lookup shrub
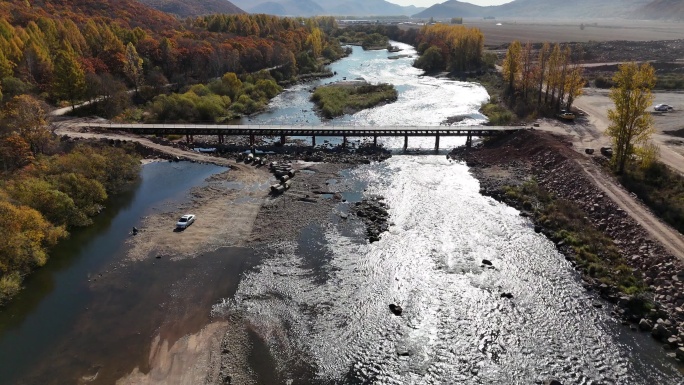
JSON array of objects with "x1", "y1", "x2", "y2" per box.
[
  {"x1": 0, "y1": 272, "x2": 22, "y2": 306},
  {"x1": 481, "y1": 103, "x2": 513, "y2": 125}
]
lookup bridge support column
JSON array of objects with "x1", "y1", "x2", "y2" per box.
[
  {"x1": 249, "y1": 134, "x2": 255, "y2": 147},
  {"x1": 466, "y1": 132, "x2": 473, "y2": 148},
  {"x1": 218, "y1": 134, "x2": 224, "y2": 144},
  {"x1": 343, "y1": 135, "x2": 347, "y2": 148},
  {"x1": 312, "y1": 135, "x2": 316, "y2": 147},
  {"x1": 186, "y1": 134, "x2": 190, "y2": 143},
  {"x1": 373, "y1": 135, "x2": 377, "y2": 147},
  {"x1": 435, "y1": 135, "x2": 440, "y2": 152},
  {"x1": 403, "y1": 135, "x2": 408, "y2": 151},
  {"x1": 280, "y1": 135, "x2": 286, "y2": 146}
]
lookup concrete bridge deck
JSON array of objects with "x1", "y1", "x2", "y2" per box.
[{"x1": 77, "y1": 123, "x2": 524, "y2": 149}]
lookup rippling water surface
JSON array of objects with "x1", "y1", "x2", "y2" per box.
[{"x1": 219, "y1": 43, "x2": 684, "y2": 384}]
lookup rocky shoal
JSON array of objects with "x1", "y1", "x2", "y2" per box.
[{"x1": 452, "y1": 130, "x2": 684, "y2": 360}]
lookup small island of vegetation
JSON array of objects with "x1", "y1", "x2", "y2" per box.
[{"x1": 311, "y1": 82, "x2": 398, "y2": 118}]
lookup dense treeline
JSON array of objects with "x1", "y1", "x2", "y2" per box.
[
  {"x1": 148, "y1": 71, "x2": 282, "y2": 122},
  {"x1": 0, "y1": 95, "x2": 140, "y2": 305},
  {"x1": 0, "y1": 2, "x2": 345, "y2": 115},
  {"x1": 334, "y1": 24, "x2": 488, "y2": 74},
  {"x1": 414, "y1": 24, "x2": 485, "y2": 73},
  {"x1": 501, "y1": 41, "x2": 585, "y2": 115}
]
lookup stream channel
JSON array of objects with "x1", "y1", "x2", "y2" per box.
[{"x1": 0, "y1": 43, "x2": 682, "y2": 384}]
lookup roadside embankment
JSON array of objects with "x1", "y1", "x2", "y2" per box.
[{"x1": 452, "y1": 129, "x2": 684, "y2": 359}]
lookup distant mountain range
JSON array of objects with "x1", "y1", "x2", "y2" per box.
[
  {"x1": 414, "y1": 0, "x2": 684, "y2": 20},
  {"x1": 229, "y1": 0, "x2": 425, "y2": 16},
  {"x1": 632, "y1": 0, "x2": 684, "y2": 20},
  {"x1": 139, "y1": 0, "x2": 684, "y2": 20},
  {"x1": 137, "y1": 0, "x2": 245, "y2": 17}
]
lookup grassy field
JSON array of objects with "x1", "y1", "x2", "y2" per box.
[{"x1": 396, "y1": 19, "x2": 684, "y2": 47}]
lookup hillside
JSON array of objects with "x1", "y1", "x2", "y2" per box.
[
  {"x1": 494, "y1": 0, "x2": 650, "y2": 19},
  {"x1": 633, "y1": 0, "x2": 684, "y2": 20},
  {"x1": 230, "y1": 0, "x2": 423, "y2": 16},
  {"x1": 414, "y1": 0, "x2": 652, "y2": 19},
  {"x1": 0, "y1": 0, "x2": 179, "y2": 29},
  {"x1": 137, "y1": 0, "x2": 245, "y2": 17},
  {"x1": 413, "y1": 0, "x2": 491, "y2": 18},
  {"x1": 250, "y1": 0, "x2": 324, "y2": 16}
]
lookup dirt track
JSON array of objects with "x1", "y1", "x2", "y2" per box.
[
  {"x1": 52, "y1": 120, "x2": 237, "y2": 168},
  {"x1": 535, "y1": 89, "x2": 684, "y2": 262}
]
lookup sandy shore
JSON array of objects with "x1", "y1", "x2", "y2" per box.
[{"x1": 113, "y1": 155, "x2": 366, "y2": 384}]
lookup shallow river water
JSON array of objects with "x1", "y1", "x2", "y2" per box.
[
  {"x1": 223, "y1": 43, "x2": 684, "y2": 383},
  {"x1": 0, "y1": 43, "x2": 682, "y2": 384}
]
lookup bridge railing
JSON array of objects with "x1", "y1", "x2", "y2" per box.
[{"x1": 80, "y1": 121, "x2": 525, "y2": 131}]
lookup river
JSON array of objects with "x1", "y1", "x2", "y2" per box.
[
  {"x1": 228, "y1": 43, "x2": 684, "y2": 383},
  {"x1": 0, "y1": 42, "x2": 682, "y2": 384}
]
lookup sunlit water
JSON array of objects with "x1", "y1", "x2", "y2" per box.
[
  {"x1": 247, "y1": 43, "x2": 488, "y2": 150},
  {"x1": 217, "y1": 43, "x2": 684, "y2": 383}
]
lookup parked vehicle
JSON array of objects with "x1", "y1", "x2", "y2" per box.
[
  {"x1": 654, "y1": 104, "x2": 674, "y2": 112},
  {"x1": 600, "y1": 147, "x2": 613, "y2": 157},
  {"x1": 176, "y1": 214, "x2": 196, "y2": 229},
  {"x1": 557, "y1": 110, "x2": 576, "y2": 121}
]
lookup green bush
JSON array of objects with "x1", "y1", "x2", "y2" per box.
[
  {"x1": 619, "y1": 161, "x2": 684, "y2": 234},
  {"x1": 0, "y1": 272, "x2": 22, "y2": 306},
  {"x1": 148, "y1": 72, "x2": 280, "y2": 122},
  {"x1": 482, "y1": 103, "x2": 513, "y2": 125}
]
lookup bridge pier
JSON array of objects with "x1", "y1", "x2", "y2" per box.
[
  {"x1": 435, "y1": 135, "x2": 440, "y2": 152},
  {"x1": 373, "y1": 135, "x2": 377, "y2": 147},
  {"x1": 466, "y1": 132, "x2": 473, "y2": 148},
  {"x1": 249, "y1": 134, "x2": 255, "y2": 147},
  {"x1": 403, "y1": 135, "x2": 408, "y2": 151},
  {"x1": 185, "y1": 135, "x2": 194, "y2": 143},
  {"x1": 280, "y1": 135, "x2": 286, "y2": 146},
  {"x1": 343, "y1": 135, "x2": 347, "y2": 148},
  {"x1": 312, "y1": 135, "x2": 316, "y2": 147},
  {"x1": 218, "y1": 134, "x2": 224, "y2": 144}
]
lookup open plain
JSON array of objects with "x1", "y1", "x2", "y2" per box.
[{"x1": 466, "y1": 18, "x2": 684, "y2": 47}]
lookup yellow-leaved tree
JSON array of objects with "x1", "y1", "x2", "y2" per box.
[
  {"x1": 607, "y1": 62, "x2": 656, "y2": 174},
  {"x1": 0, "y1": 199, "x2": 66, "y2": 304},
  {"x1": 501, "y1": 40, "x2": 522, "y2": 94}
]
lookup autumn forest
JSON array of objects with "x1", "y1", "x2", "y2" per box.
[{"x1": 0, "y1": 0, "x2": 346, "y2": 304}]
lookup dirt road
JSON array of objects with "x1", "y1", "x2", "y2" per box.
[
  {"x1": 536, "y1": 88, "x2": 684, "y2": 262},
  {"x1": 52, "y1": 120, "x2": 237, "y2": 168}
]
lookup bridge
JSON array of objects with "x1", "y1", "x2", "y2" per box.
[{"x1": 77, "y1": 123, "x2": 525, "y2": 150}]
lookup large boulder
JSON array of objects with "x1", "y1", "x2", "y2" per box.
[
  {"x1": 651, "y1": 323, "x2": 671, "y2": 340},
  {"x1": 677, "y1": 347, "x2": 684, "y2": 361},
  {"x1": 389, "y1": 304, "x2": 403, "y2": 316},
  {"x1": 638, "y1": 318, "x2": 653, "y2": 331}
]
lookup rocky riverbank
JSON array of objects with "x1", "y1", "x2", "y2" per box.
[{"x1": 452, "y1": 129, "x2": 684, "y2": 361}]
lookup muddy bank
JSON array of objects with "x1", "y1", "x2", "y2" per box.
[{"x1": 452, "y1": 130, "x2": 684, "y2": 360}]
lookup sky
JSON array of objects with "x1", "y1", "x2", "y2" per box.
[{"x1": 387, "y1": 0, "x2": 512, "y2": 7}]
